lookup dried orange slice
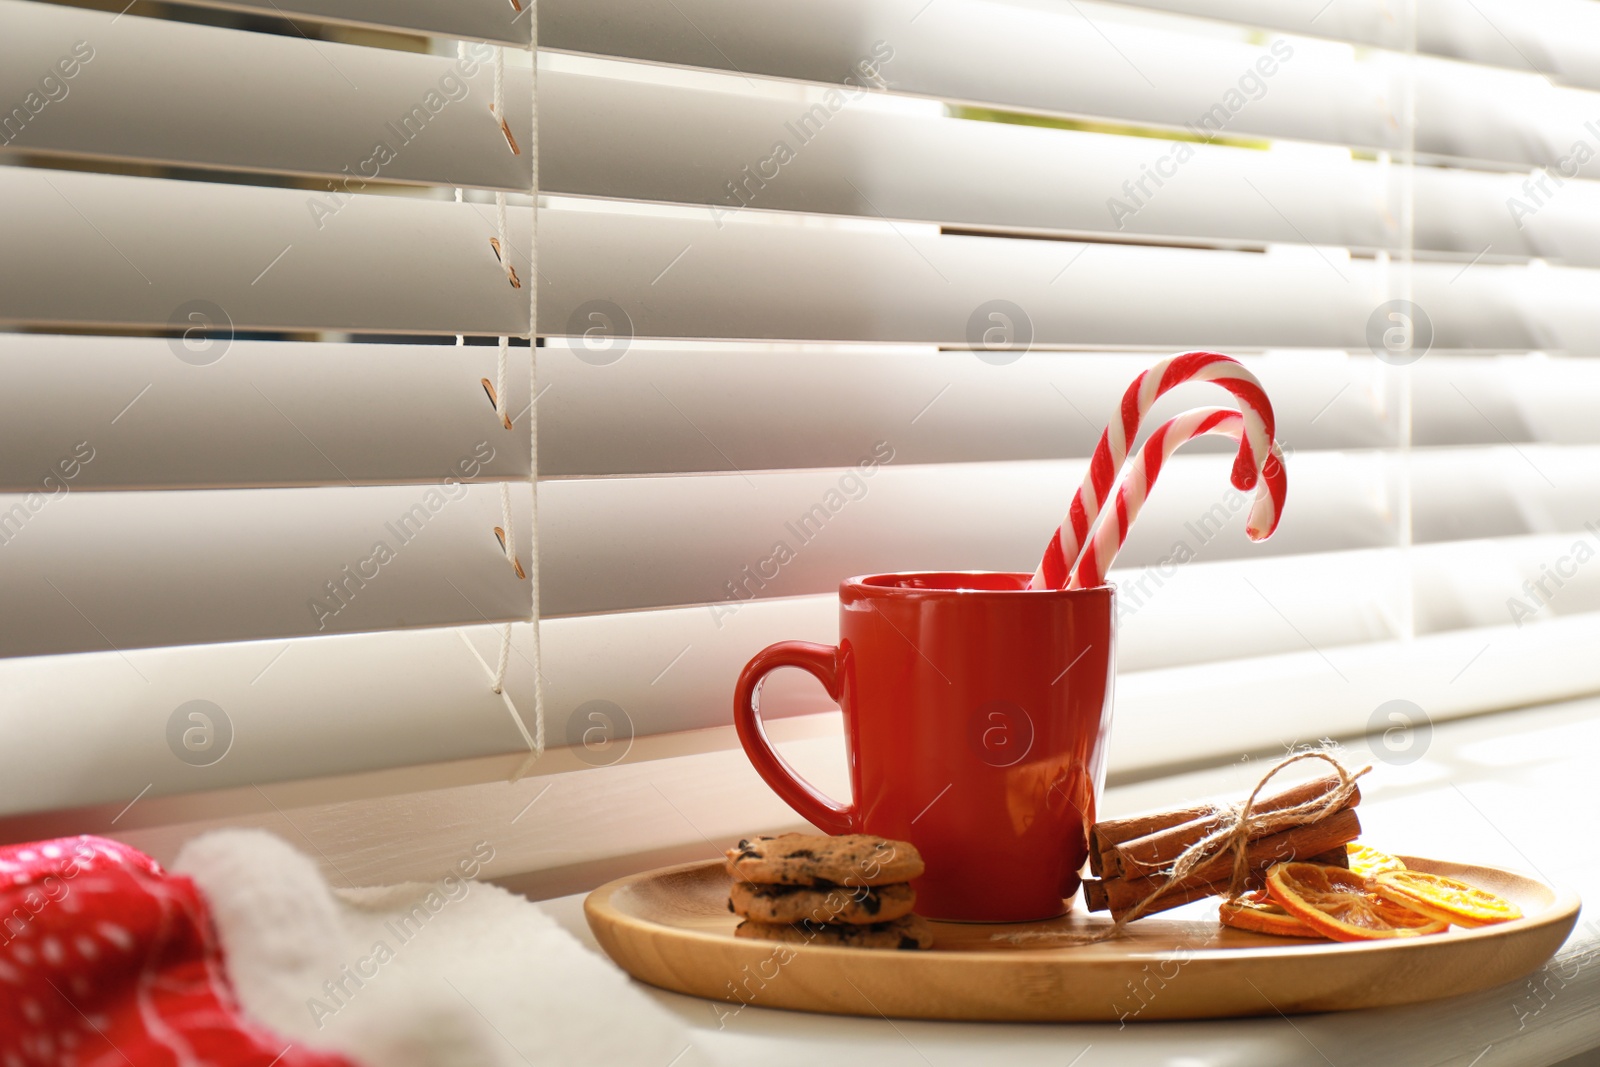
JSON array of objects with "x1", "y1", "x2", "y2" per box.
[
  {"x1": 1346, "y1": 844, "x2": 1407, "y2": 879},
  {"x1": 1266, "y1": 862, "x2": 1448, "y2": 942},
  {"x1": 1372, "y1": 870, "x2": 1522, "y2": 928},
  {"x1": 1219, "y1": 895, "x2": 1322, "y2": 938}
]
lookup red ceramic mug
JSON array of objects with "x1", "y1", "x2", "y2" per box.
[{"x1": 733, "y1": 571, "x2": 1116, "y2": 922}]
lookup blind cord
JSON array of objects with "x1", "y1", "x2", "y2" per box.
[
  {"x1": 485, "y1": 33, "x2": 545, "y2": 775},
  {"x1": 489, "y1": 45, "x2": 520, "y2": 700},
  {"x1": 451, "y1": 35, "x2": 542, "y2": 775},
  {"x1": 454, "y1": 53, "x2": 465, "y2": 347},
  {"x1": 490, "y1": 49, "x2": 517, "y2": 290},
  {"x1": 523, "y1": 13, "x2": 546, "y2": 764}
]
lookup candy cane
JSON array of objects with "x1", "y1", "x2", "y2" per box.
[
  {"x1": 1029, "y1": 352, "x2": 1276, "y2": 590},
  {"x1": 1068, "y1": 406, "x2": 1287, "y2": 590}
]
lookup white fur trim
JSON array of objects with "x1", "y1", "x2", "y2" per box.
[{"x1": 176, "y1": 830, "x2": 706, "y2": 1067}]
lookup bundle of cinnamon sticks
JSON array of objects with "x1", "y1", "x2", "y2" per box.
[{"x1": 1081, "y1": 772, "x2": 1361, "y2": 921}]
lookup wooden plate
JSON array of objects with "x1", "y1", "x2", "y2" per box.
[{"x1": 584, "y1": 856, "x2": 1579, "y2": 1021}]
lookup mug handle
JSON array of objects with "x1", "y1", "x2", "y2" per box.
[{"x1": 733, "y1": 641, "x2": 858, "y2": 835}]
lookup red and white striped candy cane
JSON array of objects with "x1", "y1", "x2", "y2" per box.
[
  {"x1": 1068, "y1": 406, "x2": 1288, "y2": 590},
  {"x1": 1029, "y1": 352, "x2": 1275, "y2": 590}
]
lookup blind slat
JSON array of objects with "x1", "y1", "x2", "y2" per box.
[
  {"x1": 538, "y1": 453, "x2": 1388, "y2": 617},
  {"x1": 0, "y1": 484, "x2": 532, "y2": 658},
  {"x1": 0, "y1": 167, "x2": 527, "y2": 335},
  {"x1": 539, "y1": 345, "x2": 1395, "y2": 476},
  {"x1": 0, "y1": 622, "x2": 539, "y2": 816},
  {"x1": 1110, "y1": 0, "x2": 1600, "y2": 93},
  {"x1": 534, "y1": 202, "x2": 1595, "y2": 353},
  {"x1": 0, "y1": 335, "x2": 528, "y2": 491},
  {"x1": 144, "y1": 0, "x2": 527, "y2": 46},
  {"x1": 540, "y1": 446, "x2": 1600, "y2": 617},
  {"x1": 540, "y1": 346, "x2": 1600, "y2": 478},
  {"x1": 8, "y1": 171, "x2": 1592, "y2": 352},
  {"x1": 0, "y1": 1, "x2": 527, "y2": 190},
  {"x1": 11, "y1": 333, "x2": 1589, "y2": 494},
  {"x1": 540, "y1": 0, "x2": 1600, "y2": 176},
  {"x1": 538, "y1": 61, "x2": 1600, "y2": 267},
  {"x1": 1113, "y1": 613, "x2": 1600, "y2": 772}
]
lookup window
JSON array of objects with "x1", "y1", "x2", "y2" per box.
[{"x1": 3, "y1": 0, "x2": 1597, "y2": 870}]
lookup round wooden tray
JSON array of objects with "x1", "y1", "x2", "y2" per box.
[{"x1": 584, "y1": 856, "x2": 1579, "y2": 1021}]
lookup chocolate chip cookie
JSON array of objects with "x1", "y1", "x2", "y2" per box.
[
  {"x1": 734, "y1": 914, "x2": 934, "y2": 950},
  {"x1": 723, "y1": 833, "x2": 924, "y2": 887},
  {"x1": 729, "y1": 880, "x2": 917, "y2": 925}
]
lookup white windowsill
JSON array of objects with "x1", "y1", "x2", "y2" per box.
[{"x1": 539, "y1": 697, "x2": 1600, "y2": 1067}]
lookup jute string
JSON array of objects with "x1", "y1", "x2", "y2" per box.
[{"x1": 996, "y1": 749, "x2": 1370, "y2": 946}]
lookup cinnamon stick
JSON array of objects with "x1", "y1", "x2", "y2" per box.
[
  {"x1": 1302, "y1": 845, "x2": 1350, "y2": 869},
  {"x1": 1107, "y1": 777, "x2": 1361, "y2": 879},
  {"x1": 1083, "y1": 842, "x2": 1353, "y2": 918},
  {"x1": 1166, "y1": 807, "x2": 1359, "y2": 896},
  {"x1": 1090, "y1": 800, "x2": 1218, "y2": 859},
  {"x1": 1092, "y1": 773, "x2": 1357, "y2": 877},
  {"x1": 1085, "y1": 808, "x2": 1361, "y2": 920},
  {"x1": 1082, "y1": 873, "x2": 1222, "y2": 917},
  {"x1": 1088, "y1": 853, "x2": 1349, "y2": 921}
]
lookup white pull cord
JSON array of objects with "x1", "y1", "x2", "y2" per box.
[
  {"x1": 476, "y1": 33, "x2": 540, "y2": 771},
  {"x1": 496, "y1": 335, "x2": 510, "y2": 427},
  {"x1": 453, "y1": 34, "x2": 542, "y2": 775},
  {"x1": 523, "y1": 17, "x2": 546, "y2": 764},
  {"x1": 489, "y1": 45, "x2": 521, "y2": 701},
  {"x1": 456, "y1": 44, "x2": 468, "y2": 348},
  {"x1": 489, "y1": 49, "x2": 519, "y2": 290}
]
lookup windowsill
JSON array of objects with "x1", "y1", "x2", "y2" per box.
[{"x1": 539, "y1": 697, "x2": 1600, "y2": 1067}]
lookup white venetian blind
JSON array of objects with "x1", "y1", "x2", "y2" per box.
[
  {"x1": 523, "y1": 0, "x2": 1600, "y2": 776},
  {"x1": 5, "y1": 0, "x2": 1600, "y2": 822},
  {"x1": 0, "y1": 0, "x2": 541, "y2": 814}
]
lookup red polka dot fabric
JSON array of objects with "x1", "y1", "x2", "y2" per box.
[{"x1": 0, "y1": 836, "x2": 362, "y2": 1067}]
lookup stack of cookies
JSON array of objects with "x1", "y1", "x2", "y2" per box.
[{"x1": 724, "y1": 832, "x2": 934, "y2": 950}]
